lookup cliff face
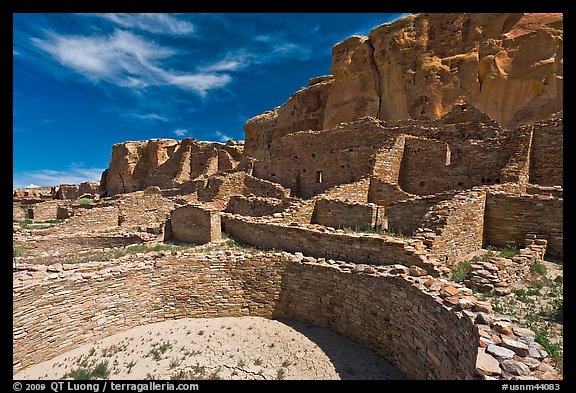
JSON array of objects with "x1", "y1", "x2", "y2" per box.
[
  {"x1": 102, "y1": 139, "x2": 243, "y2": 196},
  {"x1": 244, "y1": 13, "x2": 563, "y2": 160}
]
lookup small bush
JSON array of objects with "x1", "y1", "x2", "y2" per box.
[
  {"x1": 69, "y1": 368, "x2": 92, "y2": 380},
  {"x1": 450, "y1": 261, "x2": 472, "y2": 283},
  {"x1": 276, "y1": 368, "x2": 285, "y2": 380},
  {"x1": 531, "y1": 260, "x2": 547, "y2": 275},
  {"x1": 534, "y1": 329, "x2": 562, "y2": 362},
  {"x1": 92, "y1": 361, "x2": 110, "y2": 379},
  {"x1": 77, "y1": 198, "x2": 95, "y2": 205},
  {"x1": 499, "y1": 245, "x2": 518, "y2": 258},
  {"x1": 13, "y1": 244, "x2": 23, "y2": 257}
]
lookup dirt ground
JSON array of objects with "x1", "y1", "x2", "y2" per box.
[{"x1": 14, "y1": 316, "x2": 405, "y2": 380}]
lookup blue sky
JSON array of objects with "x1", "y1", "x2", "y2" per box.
[{"x1": 13, "y1": 13, "x2": 407, "y2": 188}]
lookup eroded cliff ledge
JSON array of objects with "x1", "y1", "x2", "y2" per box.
[{"x1": 244, "y1": 13, "x2": 563, "y2": 160}]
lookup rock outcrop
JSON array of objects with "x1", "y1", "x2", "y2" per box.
[
  {"x1": 103, "y1": 138, "x2": 243, "y2": 196},
  {"x1": 54, "y1": 182, "x2": 100, "y2": 200},
  {"x1": 244, "y1": 13, "x2": 562, "y2": 160}
]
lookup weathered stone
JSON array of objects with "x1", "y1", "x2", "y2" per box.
[
  {"x1": 486, "y1": 344, "x2": 516, "y2": 359},
  {"x1": 493, "y1": 320, "x2": 514, "y2": 335},
  {"x1": 440, "y1": 285, "x2": 460, "y2": 297},
  {"x1": 500, "y1": 359, "x2": 530, "y2": 376},
  {"x1": 501, "y1": 337, "x2": 530, "y2": 357},
  {"x1": 408, "y1": 266, "x2": 427, "y2": 277},
  {"x1": 475, "y1": 313, "x2": 494, "y2": 325},
  {"x1": 513, "y1": 326, "x2": 536, "y2": 338},
  {"x1": 475, "y1": 349, "x2": 502, "y2": 376}
]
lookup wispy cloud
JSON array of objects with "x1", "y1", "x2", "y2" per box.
[
  {"x1": 32, "y1": 29, "x2": 231, "y2": 96},
  {"x1": 13, "y1": 167, "x2": 105, "y2": 188},
  {"x1": 173, "y1": 129, "x2": 187, "y2": 137},
  {"x1": 215, "y1": 130, "x2": 232, "y2": 142},
  {"x1": 97, "y1": 13, "x2": 195, "y2": 36},
  {"x1": 13, "y1": 49, "x2": 20, "y2": 56},
  {"x1": 132, "y1": 113, "x2": 168, "y2": 122}
]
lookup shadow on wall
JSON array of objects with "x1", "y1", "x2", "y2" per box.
[{"x1": 278, "y1": 319, "x2": 406, "y2": 380}]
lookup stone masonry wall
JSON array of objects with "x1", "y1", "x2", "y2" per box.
[
  {"x1": 221, "y1": 214, "x2": 435, "y2": 272},
  {"x1": 252, "y1": 118, "x2": 399, "y2": 198},
  {"x1": 21, "y1": 200, "x2": 66, "y2": 221},
  {"x1": 13, "y1": 252, "x2": 286, "y2": 373},
  {"x1": 415, "y1": 189, "x2": 487, "y2": 265},
  {"x1": 398, "y1": 136, "x2": 508, "y2": 195},
  {"x1": 170, "y1": 204, "x2": 221, "y2": 244},
  {"x1": 528, "y1": 119, "x2": 563, "y2": 187},
  {"x1": 311, "y1": 197, "x2": 384, "y2": 229},
  {"x1": 387, "y1": 192, "x2": 457, "y2": 236},
  {"x1": 484, "y1": 192, "x2": 563, "y2": 259},
  {"x1": 224, "y1": 195, "x2": 287, "y2": 217},
  {"x1": 274, "y1": 263, "x2": 478, "y2": 380},
  {"x1": 368, "y1": 177, "x2": 415, "y2": 207},
  {"x1": 13, "y1": 252, "x2": 479, "y2": 379}
]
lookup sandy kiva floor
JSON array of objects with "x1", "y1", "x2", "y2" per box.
[{"x1": 15, "y1": 316, "x2": 405, "y2": 380}]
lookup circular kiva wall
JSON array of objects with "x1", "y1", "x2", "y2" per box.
[{"x1": 13, "y1": 252, "x2": 479, "y2": 379}]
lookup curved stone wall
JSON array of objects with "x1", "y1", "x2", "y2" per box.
[{"x1": 13, "y1": 251, "x2": 478, "y2": 379}]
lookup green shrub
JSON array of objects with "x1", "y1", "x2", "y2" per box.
[
  {"x1": 530, "y1": 260, "x2": 547, "y2": 275},
  {"x1": 68, "y1": 368, "x2": 92, "y2": 380},
  {"x1": 499, "y1": 245, "x2": 518, "y2": 258},
  {"x1": 534, "y1": 329, "x2": 562, "y2": 362},
  {"x1": 450, "y1": 261, "x2": 472, "y2": 282},
  {"x1": 13, "y1": 244, "x2": 23, "y2": 257},
  {"x1": 77, "y1": 198, "x2": 95, "y2": 205},
  {"x1": 91, "y1": 361, "x2": 110, "y2": 379}
]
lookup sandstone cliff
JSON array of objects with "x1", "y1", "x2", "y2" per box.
[
  {"x1": 244, "y1": 13, "x2": 562, "y2": 160},
  {"x1": 102, "y1": 138, "x2": 243, "y2": 196}
]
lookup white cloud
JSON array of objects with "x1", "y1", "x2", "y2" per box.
[
  {"x1": 215, "y1": 130, "x2": 232, "y2": 142},
  {"x1": 132, "y1": 113, "x2": 168, "y2": 122},
  {"x1": 13, "y1": 49, "x2": 20, "y2": 56},
  {"x1": 166, "y1": 73, "x2": 231, "y2": 96},
  {"x1": 173, "y1": 129, "x2": 187, "y2": 137},
  {"x1": 98, "y1": 13, "x2": 195, "y2": 36},
  {"x1": 13, "y1": 167, "x2": 105, "y2": 189},
  {"x1": 25, "y1": 184, "x2": 39, "y2": 188},
  {"x1": 32, "y1": 29, "x2": 232, "y2": 96}
]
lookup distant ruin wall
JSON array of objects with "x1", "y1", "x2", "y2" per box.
[
  {"x1": 170, "y1": 205, "x2": 221, "y2": 244},
  {"x1": 484, "y1": 192, "x2": 563, "y2": 259},
  {"x1": 252, "y1": 119, "x2": 398, "y2": 198},
  {"x1": 387, "y1": 193, "x2": 457, "y2": 236},
  {"x1": 528, "y1": 119, "x2": 563, "y2": 187},
  {"x1": 225, "y1": 195, "x2": 286, "y2": 217},
  {"x1": 368, "y1": 177, "x2": 414, "y2": 207},
  {"x1": 55, "y1": 182, "x2": 100, "y2": 200},
  {"x1": 221, "y1": 214, "x2": 433, "y2": 271},
  {"x1": 311, "y1": 198, "x2": 384, "y2": 229},
  {"x1": 398, "y1": 136, "x2": 507, "y2": 195},
  {"x1": 13, "y1": 253, "x2": 478, "y2": 379}
]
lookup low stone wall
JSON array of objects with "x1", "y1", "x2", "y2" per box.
[
  {"x1": 311, "y1": 197, "x2": 384, "y2": 229},
  {"x1": 221, "y1": 214, "x2": 435, "y2": 272},
  {"x1": 13, "y1": 252, "x2": 477, "y2": 379},
  {"x1": 225, "y1": 195, "x2": 287, "y2": 217},
  {"x1": 484, "y1": 191, "x2": 563, "y2": 259},
  {"x1": 21, "y1": 200, "x2": 67, "y2": 221}
]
